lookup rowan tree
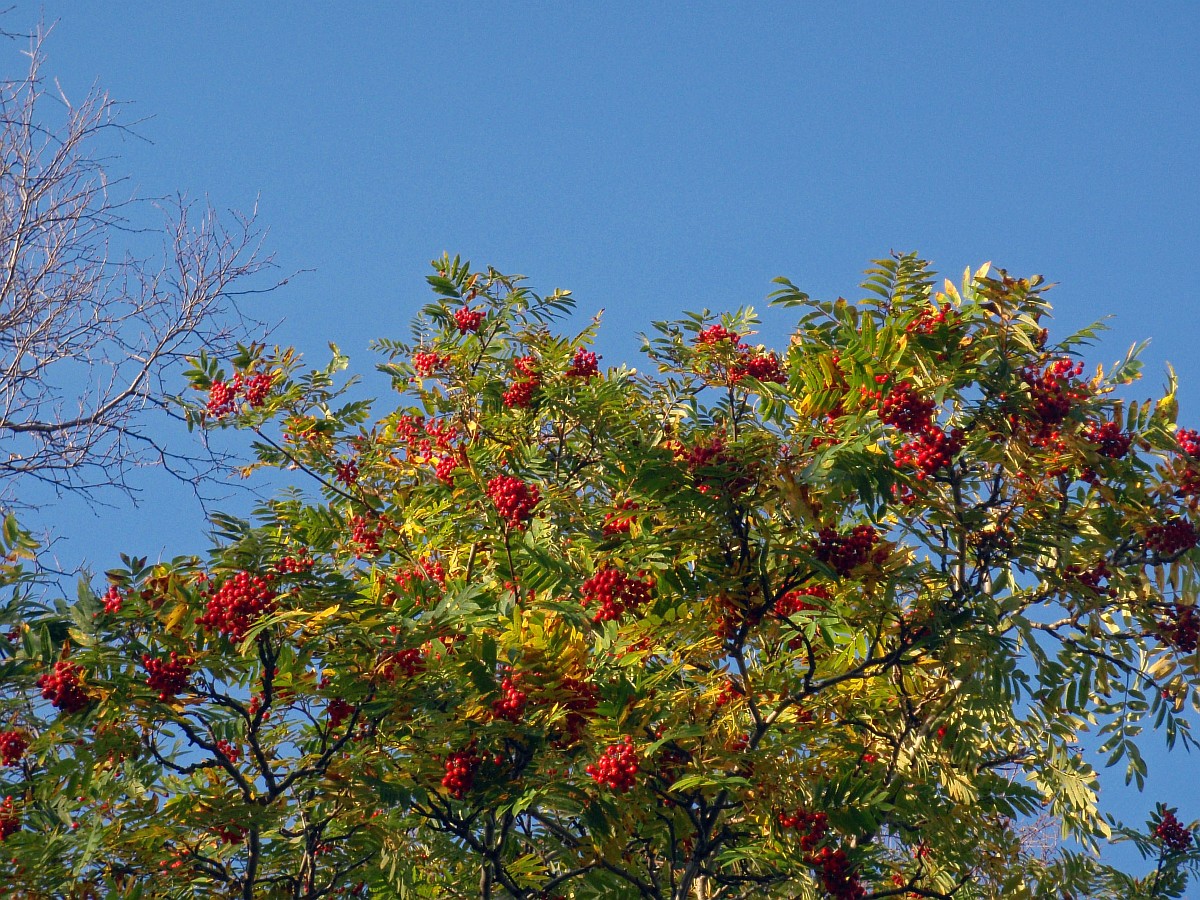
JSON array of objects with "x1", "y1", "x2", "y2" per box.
[{"x1": 2, "y1": 253, "x2": 1200, "y2": 898}]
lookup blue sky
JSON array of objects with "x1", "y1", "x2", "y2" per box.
[{"x1": 12, "y1": 1, "x2": 1200, "y2": 872}]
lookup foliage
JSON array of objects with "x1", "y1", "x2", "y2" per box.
[{"x1": 2, "y1": 253, "x2": 1200, "y2": 898}]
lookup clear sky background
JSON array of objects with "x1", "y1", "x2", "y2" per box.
[{"x1": 9, "y1": 1, "x2": 1200, "y2": 873}]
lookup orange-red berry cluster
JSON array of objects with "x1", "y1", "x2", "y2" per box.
[
  {"x1": 1016, "y1": 358, "x2": 1090, "y2": 446},
  {"x1": 1178, "y1": 428, "x2": 1200, "y2": 458},
  {"x1": 0, "y1": 796, "x2": 18, "y2": 841},
  {"x1": 811, "y1": 526, "x2": 878, "y2": 576},
  {"x1": 895, "y1": 426, "x2": 965, "y2": 481},
  {"x1": 1155, "y1": 809, "x2": 1194, "y2": 854},
  {"x1": 905, "y1": 301, "x2": 955, "y2": 336},
  {"x1": 195, "y1": 571, "x2": 279, "y2": 642},
  {"x1": 811, "y1": 846, "x2": 866, "y2": 900},
  {"x1": 581, "y1": 566, "x2": 654, "y2": 623},
  {"x1": 442, "y1": 746, "x2": 480, "y2": 799},
  {"x1": 778, "y1": 808, "x2": 827, "y2": 850},
  {"x1": 602, "y1": 499, "x2": 639, "y2": 535},
  {"x1": 775, "y1": 585, "x2": 830, "y2": 617},
  {"x1": 567, "y1": 347, "x2": 600, "y2": 379},
  {"x1": 1159, "y1": 603, "x2": 1199, "y2": 654},
  {"x1": 143, "y1": 652, "x2": 195, "y2": 701},
  {"x1": 454, "y1": 306, "x2": 485, "y2": 333},
  {"x1": 491, "y1": 672, "x2": 528, "y2": 722},
  {"x1": 327, "y1": 698, "x2": 355, "y2": 730},
  {"x1": 0, "y1": 730, "x2": 28, "y2": 766},
  {"x1": 1084, "y1": 419, "x2": 1131, "y2": 459},
  {"x1": 1146, "y1": 517, "x2": 1199, "y2": 557},
  {"x1": 101, "y1": 585, "x2": 124, "y2": 614},
  {"x1": 206, "y1": 371, "x2": 274, "y2": 418},
  {"x1": 412, "y1": 350, "x2": 451, "y2": 377},
  {"x1": 502, "y1": 355, "x2": 541, "y2": 409},
  {"x1": 37, "y1": 660, "x2": 91, "y2": 713},
  {"x1": 878, "y1": 381, "x2": 936, "y2": 434},
  {"x1": 487, "y1": 475, "x2": 541, "y2": 529},
  {"x1": 586, "y1": 735, "x2": 639, "y2": 792}
]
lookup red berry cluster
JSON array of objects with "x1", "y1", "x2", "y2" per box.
[
  {"x1": 205, "y1": 371, "x2": 274, "y2": 419},
  {"x1": 775, "y1": 585, "x2": 830, "y2": 617},
  {"x1": 502, "y1": 355, "x2": 541, "y2": 409},
  {"x1": 442, "y1": 746, "x2": 480, "y2": 799},
  {"x1": 335, "y1": 459, "x2": 360, "y2": 485},
  {"x1": 412, "y1": 350, "x2": 451, "y2": 377},
  {"x1": 0, "y1": 730, "x2": 28, "y2": 766},
  {"x1": 0, "y1": 796, "x2": 18, "y2": 841},
  {"x1": 491, "y1": 671, "x2": 528, "y2": 722},
  {"x1": 695, "y1": 324, "x2": 740, "y2": 345},
  {"x1": 1155, "y1": 809, "x2": 1194, "y2": 854},
  {"x1": 394, "y1": 556, "x2": 447, "y2": 603},
  {"x1": 778, "y1": 808, "x2": 828, "y2": 851},
  {"x1": 195, "y1": 571, "x2": 278, "y2": 642},
  {"x1": 580, "y1": 566, "x2": 654, "y2": 622},
  {"x1": 811, "y1": 846, "x2": 866, "y2": 900},
  {"x1": 1064, "y1": 561, "x2": 1116, "y2": 597},
  {"x1": 327, "y1": 698, "x2": 355, "y2": 730},
  {"x1": 586, "y1": 735, "x2": 639, "y2": 792},
  {"x1": 215, "y1": 823, "x2": 247, "y2": 845},
  {"x1": 434, "y1": 454, "x2": 459, "y2": 484},
  {"x1": 37, "y1": 659, "x2": 91, "y2": 713},
  {"x1": 276, "y1": 548, "x2": 315, "y2": 575},
  {"x1": 1016, "y1": 358, "x2": 1090, "y2": 445},
  {"x1": 1146, "y1": 517, "x2": 1200, "y2": 557},
  {"x1": 487, "y1": 475, "x2": 541, "y2": 529},
  {"x1": 1178, "y1": 428, "x2": 1200, "y2": 458},
  {"x1": 811, "y1": 526, "x2": 879, "y2": 576},
  {"x1": 453, "y1": 306, "x2": 485, "y2": 333},
  {"x1": 878, "y1": 381, "x2": 936, "y2": 434},
  {"x1": 215, "y1": 739, "x2": 241, "y2": 764},
  {"x1": 602, "y1": 499, "x2": 639, "y2": 535},
  {"x1": 242, "y1": 372, "x2": 273, "y2": 407},
  {"x1": 729, "y1": 350, "x2": 787, "y2": 386},
  {"x1": 567, "y1": 347, "x2": 601, "y2": 379},
  {"x1": 143, "y1": 652, "x2": 195, "y2": 701},
  {"x1": 349, "y1": 514, "x2": 388, "y2": 557},
  {"x1": 101, "y1": 585, "x2": 124, "y2": 614},
  {"x1": 206, "y1": 380, "x2": 237, "y2": 418},
  {"x1": 714, "y1": 678, "x2": 744, "y2": 708},
  {"x1": 905, "y1": 301, "x2": 955, "y2": 336},
  {"x1": 1159, "y1": 603, "x2": 1199, "y2": 653},
  {"x1": 378, "y1": 647, "x2": 425, "y2": 681},
  {"x1": 678, "y1": 435, "x2": 751, "y2": 496},
  {"x1": 894, "y1": 426, "x2": 965, "y2": 480},
  {"x1": 1084, "y1": 420, "x2": 1132, "y2": 459}
]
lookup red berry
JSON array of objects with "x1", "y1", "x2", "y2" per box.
[
  {"x1": 37, "y1": 660, "x2": 92, "y2": 714},
  {"x1": 695, "y1": 325, "x2": 741, "y2": 346},
  {"x1": 566, "y1": 347, "x2": 601, "y2": 379},
  {"x1": 442, "y1": 746, "x2": 480, "y2": 799},
  {"x1": 0, "y1": 796, "x2": 19, "y2": 842},
  {"x1": 143, "y1": 652, "x2": 195, "y2": 701},
  {"x1": 195, "y1": 571, "x2": 279, "y2": 643},
  {"x1": 453, "y1": 306, "x2": 485, "y2": 333},
  {"x1": 0, "y1": 731, "x2": 28, "y2": 767},
  {"x1": 1155, "y1": 809, "x2": 1194, "y2": 854},
  {"x1": 486, "y1": 476, "x2": 541, "y2": 530},
  {"x1": 1084, "y1": 419, "x2": 1131, "y2": 459},
  {"x1": 580, "y1": 566, "x2": 654, "y2": 623},
  {"x1": 586, "y1": 736, "x2": 639, "y2": 792}
]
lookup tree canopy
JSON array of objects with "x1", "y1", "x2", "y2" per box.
[{"x1": 1, "y1": 254, "x2": 1199, "y2": 898}]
